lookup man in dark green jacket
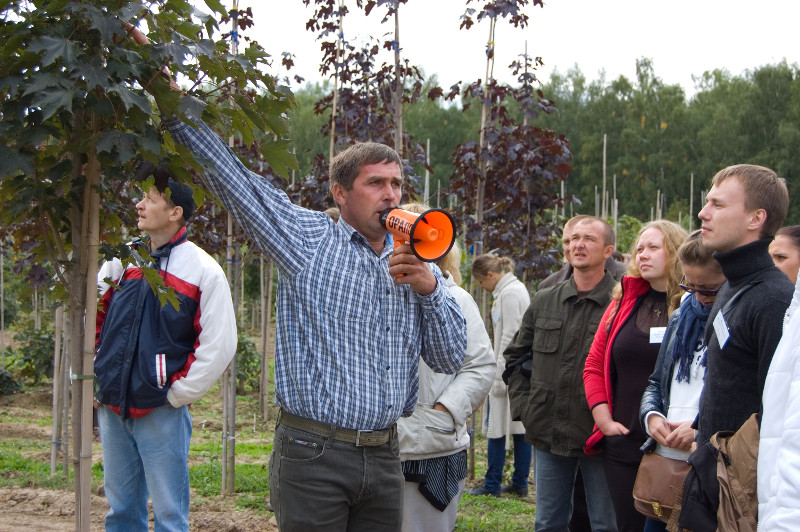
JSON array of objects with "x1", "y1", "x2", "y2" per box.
[{"x1": 504, "y1": 216, "x2": 619, "y2": 532}]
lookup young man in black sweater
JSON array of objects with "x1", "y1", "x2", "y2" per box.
[{"x1": 696, "y1": 164, "x2": 794, "y2": 443}]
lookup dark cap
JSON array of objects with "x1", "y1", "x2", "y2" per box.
[
  {"x1": 164, "y1": 178, "x2": 196, "y2": 222},
  {"x1": 135, "y1": 160, "x2": 196, "y2": 222}
]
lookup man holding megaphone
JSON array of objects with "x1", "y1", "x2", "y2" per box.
[
  {"x1": 124, "y1": 24, "x2": 468, "y2": 528},
  {"x1": 171, "y1": 128, "x2": 466, "y2": 531}
]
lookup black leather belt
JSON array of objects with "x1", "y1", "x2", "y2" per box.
[{"x1": 278, "y1": 410, "x2": 396, "y2": 447}]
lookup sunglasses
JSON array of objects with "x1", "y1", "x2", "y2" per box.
[{"x1": 679, "y1": 276, "x2": 721, "y2": 297}]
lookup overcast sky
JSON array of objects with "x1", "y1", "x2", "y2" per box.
[{"x1": 236, "y1": 0, "x2": 799, "y2": 97}]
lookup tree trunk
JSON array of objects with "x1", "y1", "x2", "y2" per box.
[
  {"x1": 259, "y1": 256, "x2": 274, "y2": 420},
  {"x1": 222, "y1": 213, "x2": 236, "y2": 494},
  {"x1": 50, "y1": 306, "x2": 63, "y2": 476},
  {"x1": 67, "y1": 120, "x2": 88, "y2": 530},
  {"x1": 76, "y1": 132, "x2": 100, "y2": 530},
  {"x1": 329, "y1": 1, "x2": 344, "y2": 161},
  {"x1": 62, "y1": 309, "x2": 71, "y2": 478},
  {"x1": 393, "y1": 8, "x2": 403, "y2": 155}
]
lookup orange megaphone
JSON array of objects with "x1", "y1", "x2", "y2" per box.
[{"x1": 379, "y1": 207, "x2": 456, "y2": 262}]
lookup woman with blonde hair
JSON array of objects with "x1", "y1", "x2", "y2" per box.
[
  {"x1": 397, "y1": 204, "x2": 495, "y2": 531},
  {"x1": 467, "y1": 252, "x2": 532, "y2": 497},
  {"x1": 639, "y1": 230, "x2": 726, "y2": 531},
  {"x1": 583, "y1": 220, "x2": 688, "y2": 532}
]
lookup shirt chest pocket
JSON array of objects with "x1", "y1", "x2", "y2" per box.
[{"x1": 533, "y1": 317, "x2": 563, "y2": 354}]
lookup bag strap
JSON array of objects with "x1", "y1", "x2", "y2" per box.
[{"x1": 719, "y1": 281, "x2": 761, "y2": 317}]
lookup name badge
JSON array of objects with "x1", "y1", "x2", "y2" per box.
[
  {"x1": 650, "y1": 327, "x2": 666, "y2": 344},
  {"x1": 713, "y1": 311, "x2": 730, "y2": 349}
]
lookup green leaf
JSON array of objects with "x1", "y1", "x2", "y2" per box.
[
  {"x1": 107, "y1": 84, "x2": 152, "y2": 114},
  {"x1": 136, "y1": 135, "x2": 162, "y2": 158},
  {"x1": 120, "y1": 1, "x2": 147, "y2": 21},
  {"x1": 243, "y1": 43, "x2": 270, "y2": 63},
  {"x1": 28, "y1": 36, "x2": 80, "y2": 69},
  {"x1": 177, "y1": 94, "x2": 207, "y2": 117},
  {"x1": 19, "y1": 125, "x2": 59, "y2": 148},
  {"x1": 21, "y1": 72, "x2": 65, "y2": 97},
  {"x1": 0, "y1": 146, "x2": 34, "y2": 178},
  {"x1": 190, "y1": 5, "x2": 213, "y2": 25},
  {"x1": 85, "y1": 6, "x2": 124, "y2": 44},
  {"x1": 261, "y1": 140, "x2": 298, "y2": 179},
  {"x1": 0, "y1": 76, "x2": 24, "y2": 98},
  {"x1": 202, "y1": 0, "x2": 226, "y2": 15},
  {"x1": 76, "y1": 63, "x2": 109, "y2": 90},
  {"x1": 31, "y1": 87, "x2": 76, "y2": 121},
  {"x1": 152, "y1": 42, "x2": 190, "y2": 64},
  {"x1": 96, "y1": 130, "x2": 137, "y2": 164},
  {"x1": 232, "y1": 55, "x2": 255, "y2": 72},
  {"x1": 188, "y1": 39, "x2": 217, "y2": 59}
]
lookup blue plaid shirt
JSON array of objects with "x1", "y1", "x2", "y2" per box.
[{"x1": 164, "y1": 117, "x2": 467, "y2": 430}]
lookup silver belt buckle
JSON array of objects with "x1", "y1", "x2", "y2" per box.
[{"x1": 355, "y1": 429, "x2": 373, "y2": 447}]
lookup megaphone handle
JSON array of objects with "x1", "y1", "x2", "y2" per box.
[{"x1": 392, "y1": 238, "x2": 405, "y2": 278}]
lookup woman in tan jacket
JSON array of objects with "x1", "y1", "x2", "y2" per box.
[{"x1": 467, "y1": 253, "x2": 532, "y2": 497}]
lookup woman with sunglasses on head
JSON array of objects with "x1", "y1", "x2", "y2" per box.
[
  {"x1": 638, "y1": 230, "x2": 726, "y2": 531},
  {"x1": 584, "y1": 220, "x2": 688, "y2": 532}
]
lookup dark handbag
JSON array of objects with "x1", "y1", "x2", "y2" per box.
[{"x1": 632, "y1": 452, "x2": 691, "y2": 523}]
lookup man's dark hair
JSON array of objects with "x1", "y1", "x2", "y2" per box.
[{"x1": 135, "y1": 160, "x2": 196, "y2": 224}]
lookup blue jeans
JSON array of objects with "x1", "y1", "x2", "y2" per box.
[
  {"x1": 643, "y1": 517, "x2": 667, "y2": 532},
  {"x1": 98, "y1": 404, "x2": 192, "y2": 532},
  {"x1": 533, "y1": 448, "x2": 618, "y2": 532},
  {"x1": 485, "y1": 434, "x2": 531, "y2": 492}
]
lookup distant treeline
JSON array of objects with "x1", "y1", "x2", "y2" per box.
[{"x1": 287, "y1": 58, "x2": 800, "y2": 225}]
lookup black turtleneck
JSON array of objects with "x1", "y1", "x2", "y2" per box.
[{"x1": 698, "y1": 238, "x2": 794, "y2": 443}]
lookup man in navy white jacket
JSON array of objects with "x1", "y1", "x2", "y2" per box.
[{"x1": 94, "y1": 168, "x2": 237, "y2": 531}]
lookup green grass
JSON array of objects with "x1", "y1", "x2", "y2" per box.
[
  {"x1": 190, "y1": 439, "x2": 271, "y2": 458},
  {"x1": 0, "y1": 450, "x2": 104, "y2": 490},
  {"x1": 0, "y1": 437, "x2": 50, "y2": 454},
  {"x1": 0, "y1": 382, "x2": 539, "y2": 527},
  {"x1": 457, "y1": 495, "x2": 536, "y2": 531},
  {"x1": 0, "y1": 410, "x2": 53, "y2": 427},
  {"x1": 188, "y1": 461, "x2": 270, "y2": 513}
]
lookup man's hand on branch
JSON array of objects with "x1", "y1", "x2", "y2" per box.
[{"x1": 120, "y1": 21, "x2": 180, "y2": 93}]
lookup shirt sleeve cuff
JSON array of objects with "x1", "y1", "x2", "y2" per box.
[
  {"x1": 415, "y1": 268, "x2": 448, "y2": 311},
  {"x1": 644, "y1": 411, "x2": 667, "y2": 436},
  {"x1": 162, "y1": 115, "x2": 186, "y2": 131}
]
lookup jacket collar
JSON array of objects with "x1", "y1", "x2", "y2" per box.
[
  {"x1": 621, "y1": 274, "x2": 653, "y2": 301},
  {"x1": 561, "y1": 271, "x2": 616, "y2": 305},
  {"x1": 492, "y1": 272, "x2": 518, "y2": 297},
  {"x1": 150, "y1": 226, "x2": 188, "y2": 261}
]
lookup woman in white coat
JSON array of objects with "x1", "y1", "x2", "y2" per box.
[
  {"x1": 398, "y1": 205, "x2": 496, "y2": 532},
  {"x1": 758, "y1": 275, "x2": 800, "y2": 531},
  {"x1": 467, "y1": 253, "x2": 532, "y2": 497}
]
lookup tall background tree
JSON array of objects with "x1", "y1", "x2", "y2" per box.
[{"x1": 0, "y1": 0, "x2": 295, "y2": 527}]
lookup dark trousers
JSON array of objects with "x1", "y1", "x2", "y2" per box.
[
  {"x1": 269, "y1": 421, "x2": 404, "y2": 531},
  {"x1": 603, "y1": 455, "x2": 645, "y2": 532},
  {"x1": 569, "y1": 469, "x2": 592, "y2": 532}
]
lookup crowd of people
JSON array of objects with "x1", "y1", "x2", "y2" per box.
[{"x1": 94, "y1": 24, "x2": 800, "y2": 531}]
